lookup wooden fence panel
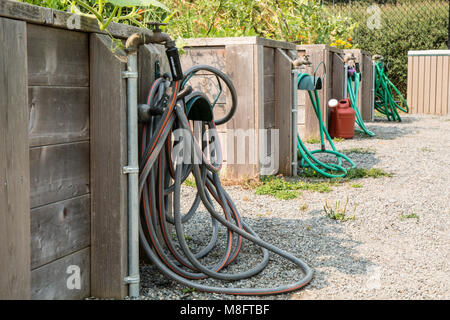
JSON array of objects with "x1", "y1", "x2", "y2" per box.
[
  {"x1": 0, "y1": 17, "x2": 31, "y2": 300},
  {"x1": 27, "y1": 24, "x2": 89, "y2": 87},
  {"x1": 28, "y1": 86, "x2": 89, "y2": 147},
  {"x1": 31, "y1": 247, "x2": 90, "y2": 300},
  {"x1": 30, "y1": 195, "x2": 90, "y2": 269},
  {"x1": 29, "y1": 142, "x2": 90, "y2": 209}
]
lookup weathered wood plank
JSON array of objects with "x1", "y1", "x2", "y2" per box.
[
  {"x1": 274, "y1": 48, "x2": 292, "y2": 176},
  {"x1": 27, "y1": 24, "x2": 89, "y2": 86},
  {"x1": 28, "y1": 86, "x2": 89, "y2": 147},
  {"x1": 139, "y1": 43, "x2": 170, "y2": 103},
  {"x1": 181, "y1": 47, "x2": 226, "y2": 72},
  {"x1": 263, "y1": 46, "x2": 275, "y2": 76},
  {"x1": 225, "y1": 44, "x2": 258, "y2": 180},
  {"x1": 31, "y1": 195, "x2": 91, "y2": 270},
  {"x1": 90, "y1": 33, "x2": 128, "y2": 299},
  {"x1": 361, "y1": 52, "x2": 374, "y2": 121},
  {"x1": 264, "y1": 75, "x2": 275, "y2": 102},
  {"x1": 0, "y1": 0, "x2": 53, "y2": 25},
  {"x1": 0, "y1": 17, "x2": 31, "y2": 300},
  {"x1": 29, "y1": 142, "x2": 90, "y2": 209},
  {"x1": 31, "y1": 247, "x2": 90, "y2": 300}
]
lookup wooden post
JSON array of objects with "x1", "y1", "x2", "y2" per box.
[
  {"x1": 90, "y1": 33, "x2": 128, "y2": 299},
  {"x1": 0, "y1": 18, "x2": 31, "y2": 300},
  {"x1": 225, "y1": 44, "x2": 259, "y2": 180},
  {"x1": 274, "y1": 48, "x2": 293, "y2": 176}
]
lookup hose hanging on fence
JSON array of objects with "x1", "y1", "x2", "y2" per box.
[
  {"x1": 296, "y1": 68, "x2": 356, "y2": 178},
  {"x1": 347, "y1": 70, "x2": 375, "y2": 136},
  {"x1": 374, "y1": 60, "x2": 409, "y2": 121},
  {"x1": 138, "y1": 65, "x2": 312, "y2": 295}
]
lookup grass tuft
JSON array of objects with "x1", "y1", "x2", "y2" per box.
[
  {"x1": 340, "y1": 147, "x2": 376, "y2": 155},
  {"x1": 255, "y1": 176, "x2": 332, "y2": 200},
  {"x1": 399, "y1": 213, "x2": 419, "y2": 221}
]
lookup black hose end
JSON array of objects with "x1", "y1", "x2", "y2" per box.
[
  {"x1": 166, "y1": 47, "x2": 184, "y2": 81},
  {"x1": 321, "y1": 144, "x2": 326, "y2": 152}
]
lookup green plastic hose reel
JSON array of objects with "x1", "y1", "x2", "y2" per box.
[
  {"x1": 297, "y1": 61, "x2": 325, "y2": 91},
  {"x1": 297, "y1": 75, "x2": 322, "y2": 91},
  {"x1": 185, "y1": 92, "x2": 214, "y2": 121}
]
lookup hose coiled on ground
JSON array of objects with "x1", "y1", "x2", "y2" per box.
[
  {"x1": 138, "y1": 66, "x2": 312, "y2": 295},
  {"x1": 374, "y1": 60, "x2": 409, "y2": 121},
  {"x1": 297, "y1": 74, "x2": 356, "y2": 178}
]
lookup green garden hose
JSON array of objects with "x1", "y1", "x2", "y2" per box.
[
  {"x1": 374, "y1": 60, "x2": 409, "y2": 121},
  {"x1": 347, "y1": 71, "x2": 375, "y2": 136},
  {"x1": 297, "y1": 74, "x2": 356, "y2": 178}
]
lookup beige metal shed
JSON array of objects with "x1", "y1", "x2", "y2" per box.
[{"x1": 407, "y1": 50, "x2": 450, "y2": 115}]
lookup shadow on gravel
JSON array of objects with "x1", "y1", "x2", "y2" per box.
[
  {"x1": 353, "y1": 124, "x2": 421, "y2": 140},
  {"x1": 137, "y1": 208, "x2": 376, "y2": 299},
  {"x1": 246, "y1": 210, "x2": 375, "y2": 292}
]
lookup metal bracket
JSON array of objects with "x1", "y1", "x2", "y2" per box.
[
  {"x1": 123, "y1": 166, "x2": 139, "y2": 174},
  {"x1": 122, "y1": 71, "x2": 138, "y2": 79},
  {"x1": 124, "y1": 275, "x2": 140, "y2": 284}
]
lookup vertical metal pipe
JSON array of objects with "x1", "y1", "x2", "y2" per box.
[
  {"x1": 124, "y1": 50, "x2": 140, "y2": 298},
  {"x1": 292, "y1": 69, "x2": 298, "y2": 177},
  {"x1": 343, "y1": 63, "x2": 348, "y2": 99},
  {"x1": 371, "y1": 61, "x2": 376, "y2": 121}
]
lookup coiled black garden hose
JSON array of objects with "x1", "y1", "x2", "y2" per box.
[{"x1": 138, "y1": 66, "x2": 313, "y2": 295}]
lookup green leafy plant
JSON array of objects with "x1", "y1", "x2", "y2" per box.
[
  {"x1": 305, "y1": 136, "x2": 321, "y2": 144},
  {"x1": 145, "y1": 0, "x2": 355, "y2": 46},
  {"x1": 20, "y1": 0, "x2": 169, "y2": 31}
]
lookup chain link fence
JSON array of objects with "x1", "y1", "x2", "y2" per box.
[{"x1": 321, "y1": 0, "x2": 449, "y2": 94}]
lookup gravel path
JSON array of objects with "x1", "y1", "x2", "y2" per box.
[{"x1": 138, "y1": 114, "x2": 450, "y2": 300}]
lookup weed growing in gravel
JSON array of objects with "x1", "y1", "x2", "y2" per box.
[
  {"x1": 183, "y1": 288, "x2": 196, "y2": 294},
  {"x1": 420, "y1": 147, "x2": 433, "y2": 153},
  {"x1": 299, "y1": 203, "x2": 309, "y2": 211},
  {"x1": 301, "y1": 167, "x2": 392, "y2": 180},
  {"x1": 333, "y1": 137, "x2": 346, "y2": 143},
  {"x1": 255, "y1": 176, "x2": 332, "y2": 200},
  {"x1": 305, "y1": 136, "x2": 321, "y2": 144},
  {"x1": 340, "y1": 147, "x2": 376, "y2": 154},
  {"x1": 399, "y1": 213, "x2": 419, "y2": 221},
  {"x1": 345, "y1": 168, "x2": 393, "y2": 179},
  {"x1": 323, "y1": 196, "x2": 356, "y2": 222},
  {"x1": 351, "y1": 183, "x2": 363, "y2": 188},
  {"x1": 183, "y1": 176, "x2": 196, "y2": 188}
]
